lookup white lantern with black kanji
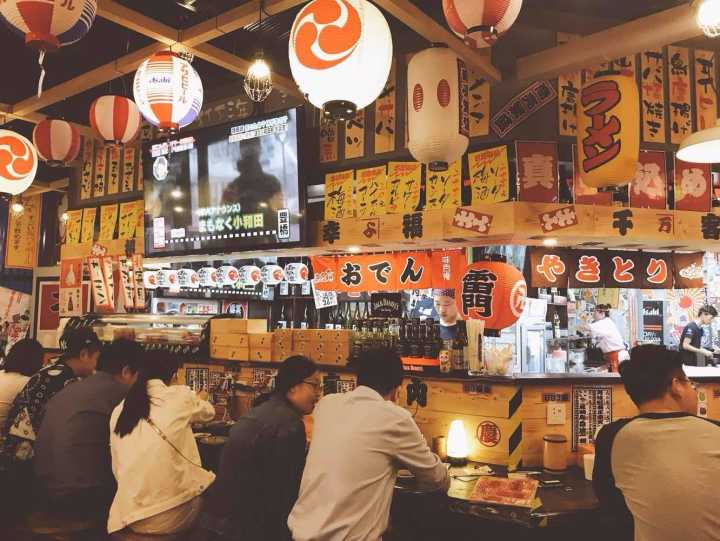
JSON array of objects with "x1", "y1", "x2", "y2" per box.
[{"x1": 407, "y1": 45, "x2": 469, "y2": 172}]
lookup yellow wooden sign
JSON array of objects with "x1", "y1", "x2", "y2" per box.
[
  {"x1": 107, "y1": 145, "x2": 121, "y2": 195},
  {"x1": 135, "y1": 200, "x2": 145, "y2": 239},
  {"x1": 99, "y1": 204, "x2": 119, "y2": 242},
  {"x1": 324, "y1": 170, "x2": 355, "y2": 220},
  {"x1": 557, "y1": 33, "x2": 581, "y2": 137},
  {"x1": 80, "y1": 138, "x2": 94, "y2": 200},
  {"x1": 426, "y1": 161, "x2": 461, "y2": 210},
  {"x1": 5, "y1": 195, "x2": 41, "y2": 269},
  {"x1": 65, "y1": 210, "x2": 83, "y2": 246},
  {"x1": 319, "y1": 119, "x2": 339, "y2": 163},
  {"x1": 374, "y1": 61, "x2": 397, "y2": 154},
  {"x1": 469, "y1": 68, "x2": 490, "y2": 137},
  {"x1": 694, "y1": 50, "x2": 717, "y2": 132},
  {"x1": 356, "y1": 165, "x2": 387, "y2": 218},
  {"x1": 386, "y1": 162, "x2": 422, "y2": 214},
  {"x1": 640, "y1": 49, "x2": 667, "y2": 143},
  {"x1": 344, "y1": 108, "x2": 365, "y2": 160},
  {"x1": 122, "y1": 147, "x2": 135, "y2": 192},
  {"x1": 118, "y1": 201, "x2": 139, "y2": 240},
  {"x1": 81, "y1": 207, "x2": 97, "y2": 244},
  {"x1": 468, "y1": 145, "x2": 509, "y2": 204},
  {"x1": 668, "y1": 46, "x2": 692, "y2": 144},
  {"x1": 94, "y1": 145, "x2": 107, "y2": 197}
]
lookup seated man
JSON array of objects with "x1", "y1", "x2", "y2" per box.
[
  {"x1": 593, "y1": 344, "x2": 720, "y2": 541},
  {"x1": 288, "y1": 347, "x2": 449, "y2": 541},
  {"x1": 34, "y1": 339, "x2": 142, "y2": 519}
]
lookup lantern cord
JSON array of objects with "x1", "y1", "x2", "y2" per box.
[{"x1": 37, "y1": 50, "x2": 46, "y2": 98}]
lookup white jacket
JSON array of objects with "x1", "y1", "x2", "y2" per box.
[{"x1": 107, "y1": 380, "x2": 215, "y2": 533}]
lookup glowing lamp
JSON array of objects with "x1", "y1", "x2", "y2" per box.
[
  {"x1": 0, "y1": 130, "x2": 38, "y2": 196},
  {"x1": 677, "y1": 119, "x2": 720, "y2": 163},
  {"x1": 447, "y1": 420, "x2": 469, "y2": 466},
  {"x1": 244, "y1": 52, "x2": 273, "y2": 103},
  {"x1": 695, "y1": 0, "x2": 720, "y2": 37},
  {"x1": 442, "y1": 0, "x2": 523, "y2": 48},
  {"x1": 288, "y1": 0, "x2": 393, "y2": 120}
]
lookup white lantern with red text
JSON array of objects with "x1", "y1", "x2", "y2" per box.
[
  {"x1": 288, "y1": 0, "x2": 393, "y2": 120},
  {"x1": 0, "y1": 130, "x2": 37, "y2": 195},
  {"x1": 133, "y1": 50, "x2": 204, "y2": 132},
  {"x1": 407, "y1": 46, "x2": 469, "y2": 172},
  {"x1": 32, "y1": 119, "x2": 80, "y2": 167},
  {"x1": 89, "y1": 96, "x2": 141, "y2": 145},
  {"x1": 442, "y1": 0, "x2": 523, "y2": 48}
]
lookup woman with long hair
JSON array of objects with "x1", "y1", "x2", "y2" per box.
[
  {"x1": 0, "y1": 338, "x2": 44, "y2": 429},
  {"x1": 107, "y1": 350, "x2": 215, "y2": 536}
]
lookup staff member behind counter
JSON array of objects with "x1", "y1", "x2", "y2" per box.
[
  {"x1": 581, "y1": 304, "x2": 629, "y2": 373},
  {"x1": 679, "y1": 305, "x2": 717, "y2": 366},
  {"x1": 433, "y1": 289, "x2": 460, "y2": 341}
]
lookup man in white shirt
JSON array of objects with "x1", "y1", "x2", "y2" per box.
[
  {"x1": 288, "y1": 347, "x2": 449, "y2": 541},
  {"x1": 585, "y1": 304, "x2": 629, "y2": 372}
]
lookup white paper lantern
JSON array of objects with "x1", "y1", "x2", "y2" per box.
[
  {"x1": 284, "y1": 263, "x2": 309, "y2": 284},
  {"x1": 198, "y1": 267, "x2": 218, "y2": 288},
  {"x1": 239, "y1": 266, "x2": 262, "y2": 287},
  {"x1": 217, "y1": 265, "x2": 240, "y2": 286},
  {"x1": 177, "y1": 268, "x2": 199, "y2": 288},
  {"x1": 133, "y1": 50, "x2": 204, "y2": 132},
  {"x1": 289, "y1": 0, "x2": 393, "y2": 119},
  {"x1": 261, "y1": 264, "x2": 285, "y2": 285},
  {"x1": 407, "y1": 46, "x2": 469, "y2": 172},
  {"x1": 0, "y1": 130, "x2": 37, "y2": 195},
  {"x1": 442, "y1": 0, "x2": 523, "y2": 48}
]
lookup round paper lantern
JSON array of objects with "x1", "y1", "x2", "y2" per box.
[
  {"x1": 217, "y1": 265, "x2": 240, "y2": 286},
  {"x1": 89, "y1": 96, "x2": 141, "y2": 145},
  {"x1": 0, "y1": 130, "x2": 37, "y2": 196},
  {"x1": 577, "y1": 74, "x2": 640, "y2": 188},
  {"x1": 239, "y1": 266, "x2": 262, "y2": 287},
  {"x1": 133, "y1": 50, "x2": 204, "y2": 132},
  {"x1": 288, "y1": 0, "x2": 393, "y2": 119},
  {"x1": 261, "y1": 264, "x2": 285, "y2": 285},
  {"x1": 407, "y1": 46, "x2": 469, "y2": 171},
  {"x1": 32, "y1": 119, "x2": 80, "y2": 166},
  {"x1": 442, "y1": 0, "x2": 522, "y2": 48},
  {"x1": 456, "y1": 260, "x2": 526, "y2": 330},
  {"x1": 284, "y1": 263, "x2": 309, "y2": 284}
]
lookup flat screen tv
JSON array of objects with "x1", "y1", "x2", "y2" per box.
[{"x1": 143, "y1": 107, "x2": 304, "y2": 257}]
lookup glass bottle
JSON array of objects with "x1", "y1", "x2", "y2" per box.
[
  {"x1": 276, "y1": 303, "x2": 288, "y2": 329},
  {"x1": 300, "y1": 304, "x2": 309, "y2": 330}
]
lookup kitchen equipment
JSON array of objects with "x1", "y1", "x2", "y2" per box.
[{"x1": 543, "y1": 433, "x2": 568, "y2": 473}]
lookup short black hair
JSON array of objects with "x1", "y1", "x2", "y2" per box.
[
  {"x1": 620, "y1": 345, "x2": 685, "y2": 406},
  {"x1": 3, "y1": 338, "x2": 44, "y2": 376},
  {"x1": 355, "y1": 347, "x2": 404, "y2": 396},
  {"x1": 595, "y1": 304, "x2": 611, "y2": 317},
  {"x1": 59, "y1": 327, "x2": 101, "y2": 359},
  {"x1": 275, "y1": 356, "x2": 317, "y2": 395},
  {"x1": 699, "y1": 305, "x2": 718, "y2": 317},
  {"x1": 97, "y1": 339, "x2": 144, "y2": 375}
]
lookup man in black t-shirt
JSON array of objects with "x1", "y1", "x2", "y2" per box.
[{"x1": 679, "y1": 305, "x2": 717, "y2": 366}]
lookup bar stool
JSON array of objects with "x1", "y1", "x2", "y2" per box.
[{"x1": 23, "y1": 509, "x2": 104, "y2": 540}]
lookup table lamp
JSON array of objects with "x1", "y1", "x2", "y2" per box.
[{"x1": 447, "y1": 419, "x2": 469, "y2": 466}]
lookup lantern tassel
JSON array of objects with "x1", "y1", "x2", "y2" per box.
[{"x1": 37, "y1": 50, "x2": 46, "y2": 98}]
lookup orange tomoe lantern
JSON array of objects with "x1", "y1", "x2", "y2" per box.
[
  {"x1": 577, "y1": 74, "x2": 639, "y2": 188},
  {"x1": 456, "y1": 260, "x2": 526, "y2": 330}
]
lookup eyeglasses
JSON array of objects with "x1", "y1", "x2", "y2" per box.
[{"x1": 303, "y1": 379, "x2": 322, "y2": 391}]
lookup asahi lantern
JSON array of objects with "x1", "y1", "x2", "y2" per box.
[
  {"x1": 216, "y1": 265, "x2": 240, "y2": 286},
  {"x1": 261, "y1": 265, "x2": 285, "y2": 285},
  {"x1": 198, "y1": 267, "x2": 218, "y2": 288},
  {"x1": 285, "y1": 263, "x2": 309, "y2": 284},
  {"x1": 457, "y1": 260, "x2": 527, "y2": 330},
  {"x1": 577, "y1": 74, "x2": 640, "y2": 188},
  {"x1": 239, "y1": 265, "x2": 262, "y2": 286},
  {"x1": 407, "y1": 46, "x2": 469, "y2": 171}
]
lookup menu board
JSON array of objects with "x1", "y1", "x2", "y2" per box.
[
  {"x1": 572, "y1": 385, "x2": 612, "y2": 450},
  {"x1": 642, "y1": 300, "x2": 664, "y2": 345}
]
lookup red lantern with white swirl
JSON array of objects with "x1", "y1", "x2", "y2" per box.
[
  {"x1": 442, "y1": 0, "x2": 523, "y2": 49},
  {"x1": 289, "y1": 0, "x2": 393, "y2": 120},
  {"x1": 407, "y1": 46, "x2": 469, "y2": 172},
  {"x1": 456, "y1": 260, "x2": 526, "y2": 330},
  {"x1": 32, "y1": 119, "x2": 80, "y2": 167},
  {"x1": 89, "y1": 96, "x2": 141, "y2": 146},
  {"x1": 0, "y1": 130, "x2": 38, "y2": 196}
]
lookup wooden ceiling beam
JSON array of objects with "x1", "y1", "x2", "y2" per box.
[
  {"x1": 515, "y1": 3, "x2": 700, "y2": 83},
  {"x1": 516, "y1": 7, "x2": 621, "y2": 35},
  {"x1": 0, "y1": 103, "x2": 95, "y2": 138},
  {"x1": 372, "y1": 0, "x2": 501, "y2": 82}
]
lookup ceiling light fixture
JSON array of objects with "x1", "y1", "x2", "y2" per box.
[
  {"x1": 244, "y1": 51, "x2": 273, "y2": 102},
  {"x1": 10, "y1": 198, "x2": 24, "y2": 215},
  {"x1": 542, "y1": 238, "x2": 558, "y2": 247},
  {"x1": 677, "y1": 119, "x2": 720, "y2": 163},
  {"x1": 695, "y1": 0, "x2": 720, "y2": 37}
]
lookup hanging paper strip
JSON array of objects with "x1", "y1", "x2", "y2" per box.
[
  {"x1": 132, "y1": 254, "x2": 146, "y2": 309},
  {"x1": 319, "y1": 119, "x2": 339, "y2": 163},
  {"x1": 5, "y1": 194, "x2": 41, "y2": 269},
  {"x1": 468, "y1": 145, "x2": 509, "y2": 205},
  {"x1": 557, "y1": 33, "x2": 581, "y2": 137},
  {"x1": 344, "y1": 108, "x2": 365, "y2": 160},
  {"x1": 629, "y1": 150, "x2": 667, "y2": 209},
  {"x1": 59, "y1": 259, "x2": 83, "y2": 317},
  {"x1": 674, "y1": 157, "x2": 712, "y2": 212},
  {"x1": 469, "y1": 68, "x2": 490, "y2": 137},
  {"x1": 134, "y1": 200, "x2": 145, "y2": 239},
  {"x1": 356, "y1": 165, "x2": 387, "y2": 218},
  {"x1": 386, "y1": 162, "x2": 422, "y2": 214},
  {"x1": 374, "y1": 61, "x2": 397, "y2": 154},
  {"x1": 118, "y1": 201, "x2": 139, "y2": 240},
  {"x1": 99, "y1": 204, "x2": 119, "y2": 241},
  {"x1": 87, "y1": 257, "x2": 112, "y2": 310},
  {"x1": 571, "y1": 145, "x2": 612, "y2": 205},
  {"x1": 668, "y1": 46, "x2": 693, "y2": 144},
  {"x1": 640, "y1": 49, "x2": 667, "y2": 144},
  {"x1": 516, "y1": 141, "x2": 559, "y2": 203},
  {"x1": 65, "y1": 209, "x2": 83, "y2": 245},
  {"x1": 430, "y1": 249, "x2": 466, "y2": 290},
  {"x1": 80, "y1": 138, "x2": 94, "y2": 200},
  {"x1": 694, "y1": 50, "x2": 717, "y2": 132},
  {"x1": 118, "y1": 256, "x2": 135, "y2": 309},
  {"x1": 324, "y1": 170, "x2": 355, "y2": 219},
  {"x1": 80, "y1": 207, "x2": 97, "y2": 244},
  {"x1": 136, "y1": 158, "x2": 144, "y2": 192},
  {"x1": 107, "y1": 145, "x2": 120, "y2": 195},
  {"x1": 426, "y1": 161, "x2": 461, "y2": 210},
  {"x1": 101, "y1": 256, "x2": 115, "y2": 309},
  {"x1": 93, "y1": 144, "x2": 107, "y2": 197},
  {"x1": 122, "y1": 147, "x2": 136, "y2": 192}
]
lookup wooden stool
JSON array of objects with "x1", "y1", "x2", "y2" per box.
[{"x1": 24, "y1": 509, "x2": 103, "y2": 540}]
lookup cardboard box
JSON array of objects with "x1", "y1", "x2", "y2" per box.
[
  {"x1": 316, "y1": 351, "x2": 349, "y2": 366},
  {"x1": 249, "y1": 348, "x2": 273, "y2": 362},
  {"x1": 249, "y1": 333, "x2": 273, "y2": 349},
  {"x1": 311, "y1": 340, "x2": 351, "y2": 358},
  {"x1": 273, "y1": 329, "x2": 294, "y2": 344},
  {"x1": 210, "y1": 344, "x2": 250, "y2": 361},
  {"x1": 211, "y1": 318, "x2": 268, "y2": 336},
  {"x1": 211, "y1": 333, "x2": 249, "y2": 348},
  {"x1": 273, "y1": 345, "x2": 293, "y2": 362},
  {"x1": 304, "y1": 329, "x2": 353, "y2": 343}
]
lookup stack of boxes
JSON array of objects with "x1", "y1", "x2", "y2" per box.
[
  {"x1": 292, "y1": 329, "x2": 352, "y2": 366},
  {"x1": 209, "y1": 319, "x2": 269, "y2": 361}
]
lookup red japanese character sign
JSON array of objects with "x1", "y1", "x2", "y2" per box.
[
  {"x1": 606, "y1": 251, "x2": 640, "y2": 288},
  {"x1": 457, "y1": 260, "x2": 526, "y2": 330},
  {"x1": 569, "y1": 251, "x2": 607, "y2": 288},
  {"x1": 577, "y1": 74, "x2": 639, "y2": 188},
  {"x1": 629, "y1": 150, "x2": 667, "y2": 209},
  {"x1": 516, "y1": 141, "x2": 559, "y2": 203},
  {"x1": 529, "y1": 249, "x2": 569, "y2": 288},
  {"x1": 674, "y1": 158, "x2": 711, "y2": 212},
  {"x1": 641, "y1": 252, "x2": 673, "y2": 289}
]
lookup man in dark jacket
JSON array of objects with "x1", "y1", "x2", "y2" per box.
[{"x1": 200, "y1": 356, "x2": 320, "y2": 541}]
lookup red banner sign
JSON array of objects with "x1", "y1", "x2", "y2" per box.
[
  {"x1": 674, "y1": 158, "x2": 712, "y2": 212},
  {"x1": 629, "y1": 150, "x2": 667, "y2": 209},
  {"x1": 516, "y1": 141, "x2": 559, "y2": 203}
]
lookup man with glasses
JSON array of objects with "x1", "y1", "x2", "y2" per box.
[{"x1": 593, "y1": 345, "x2": 720, "y2": 541}]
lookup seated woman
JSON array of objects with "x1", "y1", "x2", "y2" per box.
[
  {"x1": 108, "y1": 351, "x2": 215, "y2": 536},
  {"x1": 0, "y1": 339, "x2": 44, "y2": 430}
]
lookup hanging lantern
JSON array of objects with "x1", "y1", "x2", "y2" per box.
[
  {"x1": 407, "y1": 46, "x2": 469, "y2": 172},
  {"x1": 456, "y1": 260, "x2": 526, "y2": 330},
  {"x1": 261, "y1": 265, "x2": 285, "y2": 285},
  {"x1": 0, "y1": 130, "x2": 37, "y2": 196},
  {"x1": 288, "y1": 0, "x2": 393, "y2": 120},
  {"x1": 32, "y1": 119, "x2": 80, "y2": 167},
  {"x1": 442, "y1": 0, "x2": 523, "y2": 48},
  {"x1": 0, "y1": 0, "x2": 97, "y2": 95},
  {"x1": 239, "y1": 266, "x2": 262, "y2": 287},
  {"x1": 133, "y1": 50, "x2": 204, "y2": 133},
  {"x1": 577, "y1": 74, "x2": 640, "y2": 188},
  {"x1": 89, "y1": 96, "x2": 141, "y2": 146},
  {"x1": 244, "y1": 51, "x2": 273, "y2": 103}
]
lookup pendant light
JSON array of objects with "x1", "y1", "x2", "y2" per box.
[
  {"x1": 244, "y1": 1, "x2": 273, "y2": 103},
  {"x1": 677, "y1": 119, "x2": 720, "y2": 163},
  {"x1": 695, "y1": 0, "x2": 720, "y2": 37}
]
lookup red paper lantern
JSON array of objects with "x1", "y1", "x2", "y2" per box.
[
  {"x1": 89, "y1": 95, "x2": 141, "y2": 145},
  {"x1": 442, "y1": 0, "x2": 523, "y2": 49},
  {"x1": 32, "y1": 119, "x2": 80, "y2": 167},
  {"x1": 456, "y1": 260, "x2": 527, "y2": 330}
]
